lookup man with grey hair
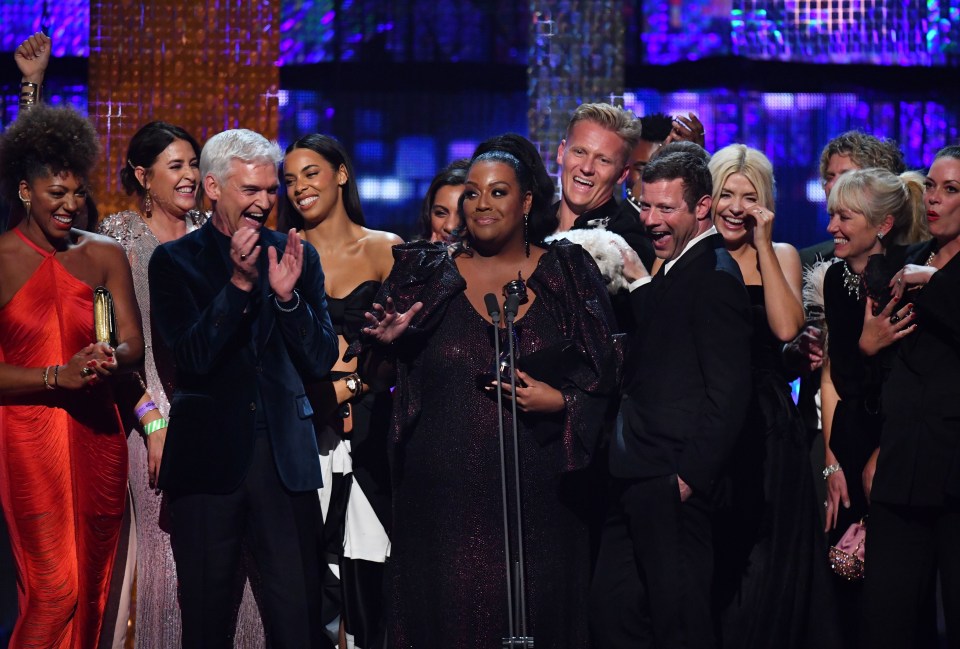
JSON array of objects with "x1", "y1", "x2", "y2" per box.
[{"x1": 149, "y1": 128, "x2": 338, "y2": 648}]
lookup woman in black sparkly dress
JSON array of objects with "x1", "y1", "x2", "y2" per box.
[{"x1": 359, "y1": 135, "x2": 619, "y2": 648}]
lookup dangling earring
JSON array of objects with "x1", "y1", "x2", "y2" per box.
[
  {"x1": 143, "y1": 191, "x2": 152, "y2": 216},
  {"x1": 18, "y1": 190, "x2": 30, "y2": 215},
  {"x1": 523, "y1": 213, "x2": 530, "y2": 258}
]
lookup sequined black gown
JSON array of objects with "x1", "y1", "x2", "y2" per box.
[{"x1": 376, "y1": 241, "x2": 617, "y2": 649}]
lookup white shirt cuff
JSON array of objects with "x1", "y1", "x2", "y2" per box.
[{"x1": 629, "y1": 276, "x2": 653, "y2": 292}]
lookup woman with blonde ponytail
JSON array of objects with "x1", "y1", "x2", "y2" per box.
[{"x1": 819, "y1": 166, "x2": 928, "y2": 646}]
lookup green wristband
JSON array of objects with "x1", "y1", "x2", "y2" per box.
[{"x1": 143, "y1": 418, "x2": 167, "y2": 436}]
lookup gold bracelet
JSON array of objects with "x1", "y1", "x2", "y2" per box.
[{"x1": 19, "y1": 81, "x2": 41, "y2": 108}]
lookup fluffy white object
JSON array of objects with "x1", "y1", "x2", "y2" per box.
[
  {"x1": 545, "y1": 228, "x2": 633, "y2": 294},
  {"x1": 802, "y1": 258, "x2": 839, "y2": 317}
]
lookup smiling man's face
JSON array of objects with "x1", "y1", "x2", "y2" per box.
[
  {"x1": 208, "y1": 158, "x2": 279, "y2": 236},
  {"x1": 556, "y1": 120, "x2": 629, "y2": 215}
]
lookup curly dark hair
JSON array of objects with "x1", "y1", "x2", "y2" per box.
[
  {"x1": 639, "y1": 113, "x2": 675, "y2": 144},
  {"x1": 0, "y1": 105, "x2": 100, "y2": 209},
  {"x1": 418, "y1": 159, "x2": 470, "y2": 240},
  {"x1": 818, "y1": 131, "x2": 905, "y2": 182},
  {"x1": 119, "y1": 121, "x2": 201, "y2": 197}
]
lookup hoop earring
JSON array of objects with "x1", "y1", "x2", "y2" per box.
[
  {"x1": 523, "y1": 213, "x2": 530, "y2": 258},
  {"x1": 17, "y1": 190, "x2": 30, "y2": 215}
]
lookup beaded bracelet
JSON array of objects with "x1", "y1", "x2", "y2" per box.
[
  {"x1": 143, "y1": 418, "x2": 167, "y2": 436},
  {"x1": 136, "y1": 401, "x2": 158, "y2": 420},
  {"x1": 274, "y1": 290, "x2": 301, "y2": 313},
  {"x1": 42, "y1": 365, "x2": 54, "y2": 390}
]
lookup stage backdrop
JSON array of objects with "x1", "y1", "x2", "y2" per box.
[{"x1": 87, "y1": 0, "x2": 281, "y2": 218}]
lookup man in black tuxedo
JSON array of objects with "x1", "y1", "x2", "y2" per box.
[
  {"x1": 149, "y1": 129, "x2": 338, "y2": 648},
  {"x1": 589, "y1": 144, "x2": 752, "y2": 648}
]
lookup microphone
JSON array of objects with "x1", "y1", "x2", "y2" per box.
[
  {"x1": 503, "y1": 294, "x2": 521, "y2": 323},
  {"x1": 484, "y1": 293, "x2": 501, "y2": 325}
]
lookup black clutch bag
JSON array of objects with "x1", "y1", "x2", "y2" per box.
[{"x1": 516, "y1": 339, "x2": 587, "y2": 390}]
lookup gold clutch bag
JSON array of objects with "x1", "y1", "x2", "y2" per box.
[{"x1": 93, "y1": 286, "x2": 117, "y2": 346}]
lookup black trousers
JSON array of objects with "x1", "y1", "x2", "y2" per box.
[
  {"x1": 589, "y1": 475, "x2": 715, "y2": 649},
  {"x1": 169, "y1": 436, "x2": 326, "y2": 649},
  {"x1": 862, "y1": 499, "x2": 960, "y2": 649}
]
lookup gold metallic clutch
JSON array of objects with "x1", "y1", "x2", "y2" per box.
[{"x1": 93, "y1": 286, "x2": 117, "y2": 346}]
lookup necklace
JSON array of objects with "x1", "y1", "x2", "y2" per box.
[
  {"x1": 625, "y1": 185, "x2": 641, "y2": 209},
  {"x1": 842, "y1": 261, "x2": 862, "y2": 300},
  {"x1": 926, "y1": 250, "x2": 936, "y2": 266}
]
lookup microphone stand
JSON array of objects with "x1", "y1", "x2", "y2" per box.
[
  {"x1": 502, "y1": 292, "x2": 533, "y2": 648},
  {"x1": 484, "y1": 293, "x2": 516, "y2": 644}
]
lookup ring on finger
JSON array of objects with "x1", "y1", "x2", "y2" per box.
[
  {"x1": 890, "y1": 314, "x2": 901, "y2": 324},
  {"x1": 80, "y1": 367, "x2": 95, "y2": 377},
  {"x1": 240, "y1": 253, "x2": 247, "y2": 261}
]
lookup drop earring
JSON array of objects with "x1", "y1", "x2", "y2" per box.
[
  {"x1": 523, "y1": 213, "x2": 530, "y2": 257},
  {"x1": 143, "y1": 191, "x2": 152, "y2": 216}
]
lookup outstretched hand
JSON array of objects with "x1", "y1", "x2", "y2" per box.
[
  {"x1": 268, "y1": 228, "x2": 303, "y2": 302},
  {"x1": 15, "y1": 32, "x2": 51, "y2": 84},
  {"x1": 362, "y1": 297, "x2": 423, "y2": 344}
]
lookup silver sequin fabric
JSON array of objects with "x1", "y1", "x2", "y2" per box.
[{"x1": 99, "y1": 210, "x2": 266, "y2": 648}]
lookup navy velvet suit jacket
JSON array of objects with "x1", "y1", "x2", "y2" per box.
[
  {"x1": 149, "y1": 221, "x2": 338, "y2": 495},
  {"x1": 611, "y1": 233, "x2": 753, "y2": 495}
]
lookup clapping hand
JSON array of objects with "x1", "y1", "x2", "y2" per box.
[
  {"x1": 269, "y1": 228, "x2": 303, "y2": 302},
  {"x1": 229, "y1": 227, "x2": 261, "y2": 292}
]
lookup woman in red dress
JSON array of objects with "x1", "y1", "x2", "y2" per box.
[{"x1": 0, "y1": 105, "x2": 143, "y2": 648}]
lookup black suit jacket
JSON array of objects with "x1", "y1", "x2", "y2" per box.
[
  {"x1": 872, "y1": 241, "x2": 960, "y2": 506},
  {"x1": 149, "y1": 222, "x2": 338, "y2": 495},
  {"x1": 611, "y1": 233, "x2": 753, "y2": 494}
]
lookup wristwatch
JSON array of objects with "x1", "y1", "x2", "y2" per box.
[{"x1": 344, "y1": 373, "x2": 363, "y2": 398}]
